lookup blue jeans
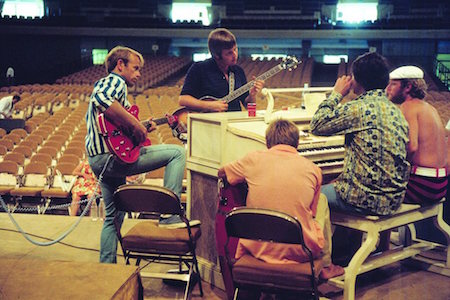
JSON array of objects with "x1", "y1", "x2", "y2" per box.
[
  {"x1": 321, "y1": 183, "x2": 366, "y2": 215},
  {"x1": 88, "y1": 144, "x2": 186, "y2": 263}
]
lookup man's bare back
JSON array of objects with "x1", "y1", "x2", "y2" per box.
[{"x1": 400, "y1": 99, "x2": 447, "y2": 168}]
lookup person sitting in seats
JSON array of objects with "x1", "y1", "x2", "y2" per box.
[
  {"x1": 70, "y1": 159, "x2": 101, "y2": 217},
  {"x1": 0, "y1": 94, "x2": 20, "y2": 119},
  {"x1": 219, "y1": 119, "x2": 344, "y2": 283}
]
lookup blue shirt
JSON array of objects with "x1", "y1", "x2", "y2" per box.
[
  {"x1": 85, "y1": 72, "x2": 130, "y2": 156},
  {"x1": 310, "y1": 90, "x2": 410, "y2": 215},
  {"x1": 180, "y1": 58, "x2": 249, "y2": 111}
]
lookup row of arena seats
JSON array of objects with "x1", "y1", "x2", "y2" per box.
[
  {"x1": 0, "y1": 89, "x2": 188, "y2": 213},
  {"x1": 55, "y1": 56, "x2": 192, "y2": 93},
  {"x1": 0, "y1": 105, "x2": 88, "y2": 213}
]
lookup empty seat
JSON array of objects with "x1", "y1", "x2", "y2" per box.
[
  {"x1": 0, "y1": 138, "x2": 14, "y2": 151},
  {"x1": 0, "y1": 161, "x2": 19, "y2": 198}
]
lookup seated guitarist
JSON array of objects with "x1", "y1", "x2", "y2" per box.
[
  {"x1": 179, "y1": 28, "x2": 264, "y2": 112},
  {"x1": 85, "y1": 46, "x2": 187, "y2": 264},
  {"x1": 218, "y1": 119, "x2": 344, "y2": 285}
]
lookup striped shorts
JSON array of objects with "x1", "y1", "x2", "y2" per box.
[{"x1": 404, "y1": 174, "x2": 448, "y2": 205}]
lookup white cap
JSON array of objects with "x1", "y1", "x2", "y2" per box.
[{"x1": 390, "y1": 66, "x2": 424, "y2": 80}]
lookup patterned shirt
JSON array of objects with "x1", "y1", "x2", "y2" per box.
[
  {"x1": 85, "y1": 72, "x2": 130, "y2": 157},
  {"x1": 310, "y1": 89, "x2": 410, "y2": 215}
]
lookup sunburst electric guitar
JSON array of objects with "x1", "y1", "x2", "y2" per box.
[
  {"x1": 173, "y1": 56, "x2": 300, "y2": 126},
  {"x1": 97, "y1": 105, "x2": 186, "y2": 164}
]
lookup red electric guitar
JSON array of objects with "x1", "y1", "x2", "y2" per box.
[
  {"x1": 216, "y1": 178, "x2": 247, "y2": 300},
  {"x1": 97, "y1": 105, "x2": 186, "y2": 164}
]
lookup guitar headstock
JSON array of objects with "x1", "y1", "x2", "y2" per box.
[{"x1": 281, "y1": 56, "x2": 300, "y2": 71}]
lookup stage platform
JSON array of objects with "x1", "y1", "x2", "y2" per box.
[
  {"x1": 0, "y1": 212, "x2": 221, "y2": 300},
  {"x1": 0, "y1": 213, "x2": 143, "y2": 299}
]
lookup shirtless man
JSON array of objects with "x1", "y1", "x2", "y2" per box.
[{"x1": 386, "y1": 65, "x2": 448, "y2": 204}]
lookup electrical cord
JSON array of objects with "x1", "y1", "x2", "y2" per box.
[{"x1": 0, "y1": 155, "x2": 113, "y2": 246}]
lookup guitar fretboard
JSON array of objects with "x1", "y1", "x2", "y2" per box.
[
  {"x1": 223, "y1": 64, "x2": 284, "y2": 104},
  {"x1": 142, "y1": 117, "x2": 167, "y2": 130}
]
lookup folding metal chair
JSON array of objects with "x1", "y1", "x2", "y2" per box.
[
  {"x1": 225, "y1": 207, "x2": 324, "y2": 300},
  {"x1": 113, "y1": 184, "x2": 203, "y2": 300}
]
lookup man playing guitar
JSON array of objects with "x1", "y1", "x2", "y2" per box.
[
  {"x1": 179, "y1": 28, "x2": 264, "y2": 113},
  {"x1": 85, "y1": 46, "x2": 187, "y2": 264}
]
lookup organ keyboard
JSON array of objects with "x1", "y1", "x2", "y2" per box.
[{"x1": 224, "y1": 118, "x2": 345, "y2": 175}]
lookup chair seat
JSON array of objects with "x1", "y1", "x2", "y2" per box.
[
  {"x1": 10, "y1": 187, "x2": 44, "y2": 197},
  {"x1": 0, "y1": 186, "x2": 15, "y2": 194},
  {"x1": 122, "y1": 221, "x2": 201, "y2": 254},
  {"x1": 232, "y1": 254, "x2": 324, "y2": 290},
  {"x1": 41, "y1": 188, "x2": 70, "y2": 198}
]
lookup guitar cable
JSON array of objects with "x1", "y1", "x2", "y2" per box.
[{"x1": 0, "y1": 154, "x2": 113, "y2": 247}]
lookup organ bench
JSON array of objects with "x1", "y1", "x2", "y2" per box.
[{"x1": 329, "y1": 199, "x2": 450, "y2": 300}]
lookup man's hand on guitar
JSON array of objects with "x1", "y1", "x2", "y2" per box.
[
  {"x1": 249, "y1": 77, "x2": 264, "y2": 98},
  {"x1": 248, "y1": 77, "x2": 265, "y2": 102},
  {"x1": 207, "y1": 100, "x2": 228, "y2": 112},
  {"x1": 146, "y1": 118, "x2": 157, "y2": 133}
]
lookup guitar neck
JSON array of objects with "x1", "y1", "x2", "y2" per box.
[
  {"x1": 142, "y1": 117, "x2": 167, "y2": 129},
  {"x1": 223, "y1": 64, "x2": 284, "y2": 104}
]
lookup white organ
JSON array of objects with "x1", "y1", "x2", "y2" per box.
[{"x1": 185, "y1": 87, "x2": 346, "y2": 289}]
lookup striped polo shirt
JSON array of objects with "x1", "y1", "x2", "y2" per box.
[{"x1": 85, "y1": 72, "x2": 130, "y2": 157}]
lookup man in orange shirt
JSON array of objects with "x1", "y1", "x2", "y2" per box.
[{"x1": 219, "y1": 119, "x2": 343, "y2": 280}]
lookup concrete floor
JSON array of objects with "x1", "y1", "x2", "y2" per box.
[{"x1": 1, "y1": 213, "x2": 449, "y2": 300}]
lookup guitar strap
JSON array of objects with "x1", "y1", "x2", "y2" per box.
[{"x1": 228, "y1": 71, "x2": 235, "y2": 95}]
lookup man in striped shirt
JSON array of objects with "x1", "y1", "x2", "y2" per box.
[{"x1": 85, "y1": 46, "x2": 186, "y2": 263}]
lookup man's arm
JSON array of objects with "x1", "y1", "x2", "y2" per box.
[
  {"x1": 310, "y1": 76, "x2": 357, "y2": 136},
  {"x1": 401, "y1": 104, "x2": 418, "y2": 156},
  {"x1": 103, "y1": 101, "x2": 148, "y2": 144}
]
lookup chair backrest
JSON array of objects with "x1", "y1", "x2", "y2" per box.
[
  {"x1": 0, "y1": 138, "x2": 14, "y2": 151},
  {"x1": 54, "y1": 162, "x2": 77, "y2": 175},
  {"x1": 0, "y1": 161, "x2": 19, "y2": 186},
  {"x1": 37, "y1": 146, "x2": 59, "y2": 158},
  {"x1": 63, "y1": 147, "x2": 84, "y2": 158},
  {"x1": 225, "y1": 207, "x2": 318, "y2": 299},
  {"x1": 4, "y1": 152, "x2": 25, "y2": 166},
  {"x1": 58, "y1": 154, "x2": 80, "y2": 166},
  {"x1": 24, "y1": 120, "x2": 37, "y2": 133},
  {"x1": 22, "y1": 161, "x2": 49, "y2": 187},
  {"x1": 30, "y1": 153, "x2": 53, "y2": 167},
  {"x1": 19, "y1": 139, "x2": 38, "y2": 152},
  {"x1": 67, "y1": 141, "x2": 84, "y2": 149},
  {"x1": 0, "y1": 160, "x2": 19, "y2": 174},
  {"x1": 23, "y1": 161, "x2": 48, "y2": 175},
  {"x1": 12, "y1": 145, "x2": 33, "y2": 158},
  {"x1": 113, "y1": 184, "x2": 182, "y2": 215},
  {"x1": 25, "y1": 134, "x2": 43, "y2": 146},
  {"x1": 225, "y1": 207, "x2": 306, "y2": 246},
  {"x1": 43, "y1": 140, "x2": 63, "y2": 150},
  {"x1": 5, "y1": 133, "x2": 21, "y2": 145},
  {"x1": 10, "y1": 128, "x2": 27, "y2": 139}
]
